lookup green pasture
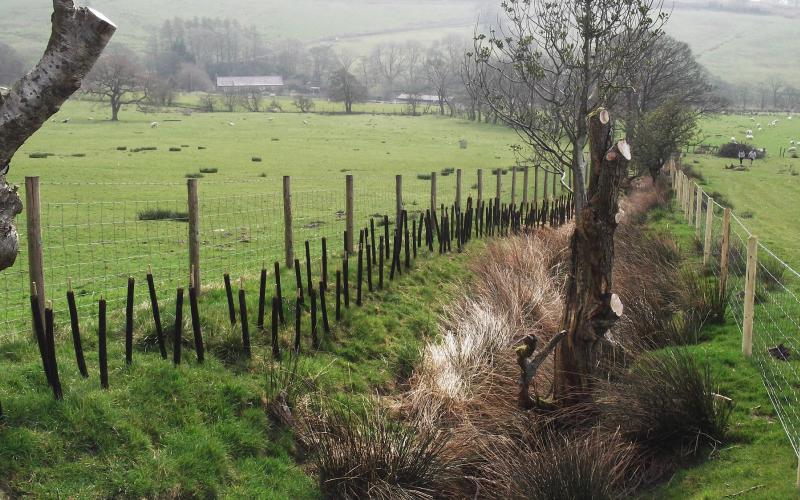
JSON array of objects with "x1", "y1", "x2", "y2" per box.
[
  {"x1": 686, "y1": 112, "x2": 800, "y2": 267},
  {"x1": 3, "y1": 98, "x2": 562, "y2": 341}
]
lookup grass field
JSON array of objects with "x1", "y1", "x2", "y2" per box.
[
  {"x1": 2, "y1": 98, "x2": 547, "y2": 344},
  {"x1": 686, "y1": 112, "x2": 800, "y2": 267}
]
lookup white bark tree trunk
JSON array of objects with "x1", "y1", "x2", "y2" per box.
[{"x1": 0, "y1": 0, "x2": 115, "y2": 271}]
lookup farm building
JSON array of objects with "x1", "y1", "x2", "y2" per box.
[
  {"x1": 216, "y1": 76, "x2": 285, "y2": 94},
  {"x1": 395, "y1": 93, "x2": 441, "y2": 105}
]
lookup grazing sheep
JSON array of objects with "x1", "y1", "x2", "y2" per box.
[
  {"x1": 789, "y1": 147, "x2": 797, "y2": 152},
  {"x1": 303, "y1": 120, "x2": 309, "y2": 125},
  {"x1": 745, "y1": 129, "x2": 753, "y2": 135},
  {"x1": 746, "y1": 134, "x2": 754, "y2": 140},
  {"x1": 228, "y1": 122, "x2": 235, "y2": 127},
  {"x1": 62, "y1": 118, "x2": 71, "y2": 123},
  {"x1": 150, "y1": 121, "x2": 159, "y2": 128},
  {"x1": 730, "y1": 136, "x2": 737, "y2": 143}
]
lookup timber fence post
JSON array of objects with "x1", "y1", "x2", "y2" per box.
[
  {"x1": 704, "y1": 197, "x2": 714, "y2": 266},
  {"x1": 25, "y1": 176, "x2": 46, "y2": 328},
  {"x1": 187, "y1": 178, "x2": 200, "y2": 290},
  {"x1": 283, "y1": 176, "x2": 294, "y2": 268},
  {"x1": 743, "y1": 235, "x2": 758, "y2": 357},
  {"x1": 346, "y1": 175, "x2": 354, "y2": 255}
]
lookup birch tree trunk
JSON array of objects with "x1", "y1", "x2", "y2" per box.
[
  {"x1": 554, "y1": 109, "x2": 629, "y2": 405},
  {"x1": 0, "y1": 0, "x2": 115, "y2": 271}
]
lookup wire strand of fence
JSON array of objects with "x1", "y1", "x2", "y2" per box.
[{"x1": 680, "y1": 167, "x2": 800, "y2": 471}]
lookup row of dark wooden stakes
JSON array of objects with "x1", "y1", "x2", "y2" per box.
[{"x1": 23, "y1": 194, "x2": 574, "y2": 402}]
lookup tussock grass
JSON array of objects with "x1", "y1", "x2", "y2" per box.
[
  {"x1": 137, "y1": 209, "x2": 189, "y2": 221},
  {"x1": 597, "y1": 348, "x2": 732, "y2": 458},
  {"x1": 479, "y1": 430, "x2": 637, "y2": 500},
  {"x1": 298, "y1": 400, "x2": 457, "y2": 499}
]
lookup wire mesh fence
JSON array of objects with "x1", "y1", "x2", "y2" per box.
[
  {"x1": 0, "y1": 166, "x2": 569, "y2": 344},
  {"x1": 674, "y1": 164, "x2": 800, "y2": 471}
]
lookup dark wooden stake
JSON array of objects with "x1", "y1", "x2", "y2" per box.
[
  {"x1": 274, "y1": 261, "x2": 285, "y2": 324},
  {"x1": 271, "y1": 296, "x2": 281, "y2": 360},
  {"x1": 239, "y1": 282, "x2": 251, "y2": 358},
  {"x1": 321, "y1": 237, "x2": 329, "y2": 286},
  {"x1": 146, "y1": 267, "x2": 167, "y2": 359},
  {"x1": 294, "y1": 258, "x2": 304, "y2": 303},
  {"x1": 258, "y1": 267, "x2": 267, "y2": 330},
  {"x1": 66, "y1": 279, "x2": 88, "y2": 378},
  {"x1": 319, "y1": 280, "x2": 331, "y2": 335},
  {"x1": 356, "y1": 242, "x2": 364, "y2": 306},
  {"x1": 224, "y1": 272, "x2": 236, "y2": 325},
  {"x1": 335, "y1": 270, "x2": 342, "y2": 321},
  {"x1": 305, "y1": 240, "x2": 313, "y2": 297},
  {"x1": 125, "y1": 276, "x2": 134, "y2": 365},
  {"x1": 310, "y1": 288, "x2": 319, "y2": 349},
  {"x1": 294, "y1": 289, "x2": 302, "y2": 353},
  {"x1": 98, "y1": 297, "x2": 108, "y2": 389},
  {"x1": 174, "y1": 288, "x2": 184, "y2": 366},
  {"x1": 44, "y1": 305, "x2": 63, "y2": 400},
  {"x1": 189, "y1": 283, "x2": 204, "y2": 364},
  {"x1": 343, "y1": 256, "x2": 350, "y2": 308},
  {"x1": 366, "y1": 244, "x2": 374, "y2": 292}
]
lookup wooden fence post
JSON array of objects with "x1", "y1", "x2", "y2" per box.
[
  {"x1": 511, "y1": 166, "x2": 517, "y2": 206},
  {"x1": 395, "y1": 174, "x2": 403, "y2": 226},
  {"x1": 719, "y1": 208, "x2": 731, "y2": 304},
  {"x1": 552, "y1": 171, "x2": 557, "y2": 198},
  {"x1": 187, "y1": 178, "x2": 200, "y2": 290},
  {"x1": 522, "y1": 166, "x2": 530, "y2": 206},
  {"x1": 283, "y1": 176, "x2": 294, "y2": 268},
  {"x1": 495, "y1": 169, "x2": 502, "y2": 201},
  {"x1": 743, "y1": 235, "x2": 758, "y2": 357},
  {"x1": 477, "y1": 168, "x2": 483, "y2": 205},
  {"x1": 688, "y1": 183, "x2": 695, "y2": 226},
  {"x1": 430, "y1": 172, "x2": 437, "y2": 222},
  {"x1": 703, "y1": 197, "x2": 714, "y2": 266},
  {"x1": 346, "y1": 175, "x2": 354, "y2": 255},
  {"x1": 534, "y1": 165, "x2": 539, "y2": 208},
  {"x1": 456, "y1": 168, "x2": 462, "y2": 209},
  {"x1": 25, "y1": 177, "x2": 46, "y2": 327},
  {"x1": 695, "y1": 186, "x2": 703, "y2": 236}
]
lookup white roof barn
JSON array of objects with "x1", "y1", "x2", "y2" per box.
[
  {"x1": 396, "y1": 93, "x2": 441, "y2": 104},
  {"x1": 216, "y1": 76, "x2": 284, "y2": 89}
]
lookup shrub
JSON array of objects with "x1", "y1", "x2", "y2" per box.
[
  {"x1": 185, "y1": 173, "x2": 204, "y2": 179},
  {"x1": 251, "y1": 157, "x2": 262, "y2": 162},
  {"x1": 28, "y1": 152, "x2": 53, "y2": 159},
  {"x1": 417, "y1": 173, "x2": 432, "y2": 181},
  {"x1": 169, "y1": 147, "x2": 182, "y2": 152},
  {"x1": 199, "y1": 168, "x2": 219, "y2": 174},
  {"x1": 598, "y1": 349, "x2": 732, "y2": 456},
  {"x1": 717, "y1": 142, "x2": 762, "y2": 159},
  {"x1": 116, "y1": 146, "x2": 127, "y2": 151},
  {"x1": 298, "y1": 400, "x2": 456, "y2": 499},
  {"x1": 137, "y1": 209, "x2": 188, "y2": 222}
]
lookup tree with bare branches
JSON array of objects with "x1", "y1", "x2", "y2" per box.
[
  {"x1": 470, "y1": 0, "x2": 666, "y2": 405},
  {"x1": 0, "y1": 0, "x2": 116, "y2": 273},
  {"x1": 470, "y1": 0, "x2": 666, "y2": 214},
  {"x1": 86, "y1": 46, "x2": 144, "y2": 121}
]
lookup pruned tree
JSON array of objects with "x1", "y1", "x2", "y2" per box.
[
  {"x1": 554, "y1": 109, "x2": 630, "y2": 404},
  {"x1": 471, "y1": 0, "x2": 666, "y2": 214},
  {"x1": 328, "y1": 68, "x2": 366, "y2": 114},
  {"x1": 0, "y1": 0, "x2": 116, "y2": 273},
  {"x1": 471, "y1": 0, "x2": 665, "y2": 405},
  {"x1": 85, "y1": 46, "x2": 144, "y2": 121},
  {"x1": 767, "y1": 76, "x2": 785, "y2": 109},
  {"x1": 242, "y1": 88, "x2": 263, "y2": 112}
]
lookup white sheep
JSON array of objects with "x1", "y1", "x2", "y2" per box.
[
  {"x1": 746, "y1": 134, "x2": 754, "y2": 140},
  {"x1": 228, "y1": 122, "x2": 235, "y2": 127},
  {"x1": 150, "y1": 121, "x2": 159, "y2": 128},
  {"x1": 746, "y1": 129, "x2": 753, "y2": 135},
  {"x1": 730, "y1": 136, "x2": 737, "y2": 142},
  {"x1": 303, "y1": 120, "x2": 309, "y2": 125},
  {"x1": 789, "y1": 147, "x2": 797, "y2": 152}
]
